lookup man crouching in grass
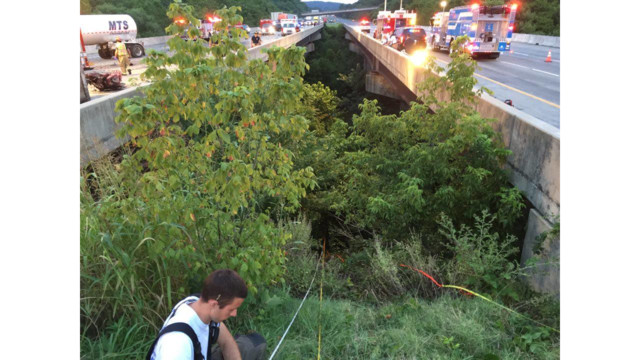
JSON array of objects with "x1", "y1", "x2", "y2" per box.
[{"x1": 147, "y1": 269, "x2": 266, "y2": 360}]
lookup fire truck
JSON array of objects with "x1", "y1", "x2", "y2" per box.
[
  {"x1": 260, "y1": 19, "x2": 276, "y2": 35},
  {"x1": 429, "y1": 3, "x2": 517, "y2": 59},
  {"x1": 373, "y1": 8, "x2": 417, "y2": 40}
]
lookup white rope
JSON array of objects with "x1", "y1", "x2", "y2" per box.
[{"x1": 267, "y1": 257, "x2": 321, "y2": 360}]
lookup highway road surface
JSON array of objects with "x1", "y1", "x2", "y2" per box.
[{"x1": 337, "y1": 18, "x2": 560, "y2": 129}]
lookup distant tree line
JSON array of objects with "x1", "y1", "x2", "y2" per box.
[
  {"x1": 81, "y1": 0, "x2": 309, "y2": 38},
  {"x1": 340, "y1": 0, "x2": 559, "y2": 36}
]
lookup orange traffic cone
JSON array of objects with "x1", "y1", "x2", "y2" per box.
[{"x1": 545, "y1": 50, "x2": 552, "y2": 62}]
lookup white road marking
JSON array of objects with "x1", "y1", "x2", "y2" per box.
[
  {"x1": 512, "y1": 52, "x2": 529, "y2": 56},
  {"x1": 532, "y1": 68, "x2": 559, "y2": 77},
  {"x1": 501, "y1": 61, "x2": 529, "y2": 69},
  {"x1": 501, "y1": 61, "x2": 559, "y2": 77}
]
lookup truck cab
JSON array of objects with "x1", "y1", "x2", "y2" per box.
[
  {"x1": 281, "y1": 20, "x2": 296, "y2": 35},
  {"x1": 432, "y1": 3, "x2": 517, "y2": 59}
]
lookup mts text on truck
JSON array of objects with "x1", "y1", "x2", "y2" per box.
[
  {"x1": 80, "y1": 14, "x2": 145, "y2": 59},
  {"x1": 429, "y1": 3, "x2": 517, "y2": 59}
]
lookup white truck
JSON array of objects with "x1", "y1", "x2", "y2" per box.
[{"x1": 80, "y1": 14, "x2": 145, "y2": 59}]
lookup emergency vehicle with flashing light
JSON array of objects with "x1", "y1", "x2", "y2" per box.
[
  {"x1": 260, "y1": 19, "x2": 276, "y2": 35},
  {"x1": 373, "y1": 8, "x2": 417, "y2": 40},
  {"x1": 429, "y1": 2, "x2": 517, "y2": 59},
  {"x1": 358, "y1": 18, "x2": 371, "y2": 33}
]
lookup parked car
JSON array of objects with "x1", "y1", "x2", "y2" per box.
[{"x1": 392, "y1": 27, "x2": 427, "y2": 54}]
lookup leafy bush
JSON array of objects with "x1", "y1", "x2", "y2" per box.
[
  {"x1": 298, "y1": 41, "x2": 524, "y2": 250},
  {"x1": 82, "y1": 3, "x2": 315, "y2": 340},
  {"x1": 439, "y1": 210, "x2": 522, "y2": 301},
  {"x1": 279, "y1": 217, "x2": 348, "y2": 298}
]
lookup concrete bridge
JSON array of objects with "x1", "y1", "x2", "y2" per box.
[
  {"x1": 300, "y1": 7, "x2": 378, "y2": 17},
  {"x1": 343, "y1": 24, "x2": 560, "y2": 295}
]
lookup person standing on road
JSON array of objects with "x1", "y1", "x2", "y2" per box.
[
  {"x1": 114, "y1": 36, "x2": 132, "y2": 75},
  {"x1": 251, "y1": 31, "x2": 262, "y2": 48},
  {"x1": 147, "y1": 269, "x2": 266, "y2": 360}
]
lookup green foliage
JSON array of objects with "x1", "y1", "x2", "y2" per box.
[
  {"x1": 81, "y1": 317, "x2": 155, "y2": 359},
  {"x1": 81, "y1": 3, "x2": 316, "y2": 345},
  {"x1": 86, "y1": 0, "x2": 173, "y2": 37},
  {"x1": 304, "y1": 26, "x2": 364, "y2": 98},
  {"x1": 516, "y1": 0, "x2": 560, "y2": 36},
  {"x1": 230, "y1": 289, "x2": 559, "y2": 359},
  {"x1": 439, "y1": 211, "x2": 522, "y2": 301},
  {"x1": 299, "y1": 82, "x2": 341, "y2": 136},
  {"x1": 299, "y1": 41, "x2": 521, "y2": 248}
]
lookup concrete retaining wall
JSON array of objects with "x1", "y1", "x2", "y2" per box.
[
  {"x1": 520, "y1": 209, "x2": 559, "y2": 296},
  {"x1": 81, "y1": 87, "x2": 142, "y2": 165},
  {"x1": 511, "y1": 33, "x2": 560, "y2": 48}
]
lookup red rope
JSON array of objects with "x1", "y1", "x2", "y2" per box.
[{"x1": 399, "y1": 264, "x2": 442, "y2": 287}]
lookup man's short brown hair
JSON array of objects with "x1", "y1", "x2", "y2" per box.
[{"x1": 201, "y1": 269, "x2": 248, "y2": 308}]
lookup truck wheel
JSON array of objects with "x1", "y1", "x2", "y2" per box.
[
  {"x1": 128, "y1": 44, "x2": 145, "y2": 58},
  {"x1": 98, "y1": 48, "x2": 112, "y2": 59}
]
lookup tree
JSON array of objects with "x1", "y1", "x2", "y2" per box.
[
  {"x1": 297, "y1": 38, "x2": 525, "y2": 250},
  {"x1": 516, "y1": 0, "x2": 560, "y2": 36}
]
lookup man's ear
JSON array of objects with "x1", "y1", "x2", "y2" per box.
[{"x1": 208, "y1": 298, "x2": 219, "y2": 309}]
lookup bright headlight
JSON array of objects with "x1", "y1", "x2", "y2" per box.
[{"x1": 410, "y1": 50, "x2": 428, "y2": 66}]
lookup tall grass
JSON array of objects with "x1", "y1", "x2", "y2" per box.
[{"x1": 224, "y1": 288, "x2": 559, "y2": 360}]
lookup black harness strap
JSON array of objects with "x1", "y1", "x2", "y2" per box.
[
  {"x1": 147, "y1": 294, "x2": 220, "y2": 360},
  {"x1": 146, "y1": 322, "x2": 205, "y2": 360}
]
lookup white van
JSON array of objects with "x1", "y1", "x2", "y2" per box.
[{"x1": 281, "y1": 20, "x2": 296, "y2": 35}]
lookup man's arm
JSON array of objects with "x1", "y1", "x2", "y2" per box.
[{"x1": 217, "y1": 322, "x2": 241, "y2": 360}]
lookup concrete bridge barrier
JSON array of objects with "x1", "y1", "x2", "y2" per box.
[
  {"x1": 84, "y1": 35, "x2": 173, "y2": 55},
  {"x1": 511, "y1": 33, "x2": 560, "y2": 48}
]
